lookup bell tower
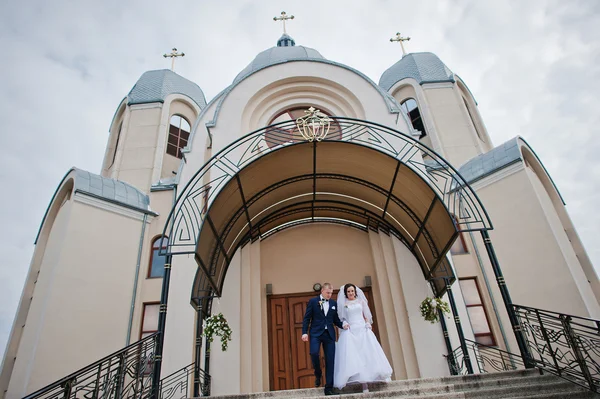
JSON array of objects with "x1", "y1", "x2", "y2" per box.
[
  {"x1": 380, "y1": 43, "x2": 493, "y2": 167},
  {"x1": 101, "y1": 69, "x2": 206, "y2": 192}
]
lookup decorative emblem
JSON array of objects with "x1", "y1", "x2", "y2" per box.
[{"x1": 296, "y1": 107, "x2": 332, "y2": 142}]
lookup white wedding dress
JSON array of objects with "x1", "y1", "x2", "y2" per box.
[{"x1": 334, "y1": 295, "x2": 393, "y2": 389}]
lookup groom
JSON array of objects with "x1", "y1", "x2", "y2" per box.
[{"x1": 301, "y1": 283, "x2": 348, "y2": 396}]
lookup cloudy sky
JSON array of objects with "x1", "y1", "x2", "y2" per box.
[{"x1": 0, "y1": 0, "x2": 598, "y2": 360}]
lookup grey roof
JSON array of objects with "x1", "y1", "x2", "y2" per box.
[
  {"x1": 458, "y1": 137, "x2": 565, "y2": 204},
  {"x1": 379, "y1": 52, "x2": 455, "y2": 91},
  {"x1": 128, "y1": 69, "x2": 207, "y2": 108},
  {"x1": 34, "y1": 168, "x2": 154, "y2": 244},
  {"x1": 73, "y1": 169, "x2": 151, "y2": 211},
  {"x1": 458, "y1": 138, "x2": 522, "y2": 184},
  {"x1": 233, "y1": 35, "x2": 325, "y2": 84}
]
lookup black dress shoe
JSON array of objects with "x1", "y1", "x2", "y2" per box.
[
  {"x1": 324, "y1": 388, "x2": 337, "y2": 396},
  {"x1": 315, "y1": 376, "x2": 321, "y2": 387}
]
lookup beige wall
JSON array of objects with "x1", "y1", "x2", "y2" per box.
[
  {"x1": 6, "y1": 195, "x2": 145, "y2": 398},
  {"x1": 393, "y1": 238, "x2": 450, "y2": 378},
  {"x1": 474, "y1": 166, "x2": 593, "y2": 317},
  {"x1": 524, "y1": 165, "x2": 600, "y2": 317},
  {"x1": 421, "y1": 84, "x2": 482, "y2": 166},
  {"x1": 0, "y1": 178, "x2": 74, "y2": 399},
  {"x1": 113, "y1": 104, "x2": 163, "y2": 192}
]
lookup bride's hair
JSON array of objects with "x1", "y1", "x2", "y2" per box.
[{"x1": 343, "y1": 283, "x2": 357, "y2": 298}]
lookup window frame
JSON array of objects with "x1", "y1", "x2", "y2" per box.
[
  {"x1": 139, "y1": 301, "x2": 160, "y2": 340},
  {"x1": 400, "y1": 98, "x2": 427, "y2": 138},
  {"x1": 147, "y1": 235, "x2": 168, "y2": 279},
  {"x1": 459, "y1": 277, "x2": 496, "y2": 346},
  {"x1": 166, "y1": 114, "x2": 191, "y2": 159}
]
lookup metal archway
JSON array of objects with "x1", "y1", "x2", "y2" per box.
[
  {"x1": 160, "y1": 116, "x2": 493, "y2": 303},
  {"x1": 151, "y1": 114, "x2": 535, "y2": 396}
]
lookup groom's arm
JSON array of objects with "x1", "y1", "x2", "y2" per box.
[
  {"x1": 302, "y1": 299, "x2": 313, "y2": 335},
  {"x1": 332, "y1": 301, "x2": 344, "y2": 329}
]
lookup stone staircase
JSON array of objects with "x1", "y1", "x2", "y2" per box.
[{"x1": 203, "y1": 369, "x2": 597, "y2": 398}]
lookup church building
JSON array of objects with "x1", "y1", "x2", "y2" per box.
[{"x1": 1, "y1": 17, "x2": 598, "y2": 399}]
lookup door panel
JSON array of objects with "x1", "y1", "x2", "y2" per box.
[
  {"x1": 268, "y1": 297, "x2": 292, "y2": 390},
  {"x1": 288, "y1": 296, "x2": 315, "y2": 389}
]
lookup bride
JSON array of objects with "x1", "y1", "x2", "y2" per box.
[{"x1": 334, "y1": 283, "x2": 393, "y2": 392}]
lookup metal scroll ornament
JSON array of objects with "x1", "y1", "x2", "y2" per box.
[{"x1": 296, "y1": 107, "x2": 331, "y2": 142}]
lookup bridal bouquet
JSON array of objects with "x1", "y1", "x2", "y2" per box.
[
  {"x1": 419, "y1": 296, "x2": 450, "y2": 323},
  {"x1": 202, "y1": 313, "x2": 233, "y2": 352}
]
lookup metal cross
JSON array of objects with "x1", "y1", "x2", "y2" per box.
[
  {"x1": 163, "y1": 48, "x2": 185, "y2": 71},
  {"x1": 273, "y1": 11, "x2": 294, "y2": 34},
  {"x1": 390, "y1": 32, "x2": 411, "y2": 56}
]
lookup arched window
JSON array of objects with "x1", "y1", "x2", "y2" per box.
[
  {"x1": 167, "y1": 115, "x2": 191, "y2": 159},
  {"x1": 148, "y1": 236, "x2": 168, "y2": 278},
  {"x1": 265, "y1": 107, "x2": 341, "y2": 149},
  {"x1": 400, "y1": 98, "x2": 427, "y2": 138}
]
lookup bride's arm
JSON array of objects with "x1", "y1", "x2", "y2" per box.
[{"x1": 362, "y1": 299, "x2": 373, "y2": 328}]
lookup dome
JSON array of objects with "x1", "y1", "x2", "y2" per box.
[
  {"x1": 127, "y1": 69, "x2": 207, "y2": 108},
  {"x1": 379, "y1": 52, "x2": 455, "y2": 91},
  {"x1": 233, "y1": 34, "x2": 325, "y2": 84}
]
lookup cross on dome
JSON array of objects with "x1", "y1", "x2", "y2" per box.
[
  {"x1": 273, "y1": 11, "x2": 295, "y2": 34},
  {"x1": 163, "y1": 48, "x2": 185, "y2": 71},
  {"x1": 390, "y1": 32, "x2": 411, "y2": 56}
]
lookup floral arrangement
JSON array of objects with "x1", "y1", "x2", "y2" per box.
[
  {"x1": 419, "y1": 296, "x2": 451, "y2": 323},
  {"x1": 202, "y1": 313, "x2": 233, "y2": 352}
]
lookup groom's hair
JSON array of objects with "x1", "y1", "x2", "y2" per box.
[{"x1": 321, "y1": 282, "x2": 333, "y2": 291}]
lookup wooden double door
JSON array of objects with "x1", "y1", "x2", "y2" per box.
[{"x1": 267, "y1": 289, "x2": 378, "y2": 391}]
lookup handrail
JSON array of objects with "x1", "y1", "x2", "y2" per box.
[
  {"x1": 514, "y1": 303, "x2": 600, "y2": 328},
  {"x1": 23, "y1": 333, "x2": 159, "y2": 399},
  {"x1": 513, "y1": 303, "x2": 600, "y2": 393},
  {"x1": 445, "y1": 338, "x2": 523, "y2": 376},
  {"x1": 20, "y1": 334, "x2": 212, "y2": 399},
  {"x1": 159, "y1": 362, "x2": 211, "y2": 398},
  {"x1": 448, "y1": 305, "x2": 600, "y2": 393}
]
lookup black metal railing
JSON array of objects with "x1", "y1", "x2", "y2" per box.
[
  {"x1": 446, "y1": 305, "x2": 600, "y2": 393},
  {"x1": 514, "y1": 304, "x2": 600, "y2": 392},
  {"x1": 21, "y1": 334, "x2": 212, "y2": 399},
  {"x1": 23, "y1": 333, "x2": 159, "y2": 399},
  {"x1": 159, "y1": 362, "x2": 210, "y2": 399},
  {"x1": 445, "y1": 339, "x2": 524, "y2": 376}
]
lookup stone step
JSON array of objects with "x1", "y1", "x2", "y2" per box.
[
  {"x1": 301, "y1": 379, "x2": 581, "y2": 398},
  {"x1": 201, "y1": 369, "x2": 593, "y2": 399}
]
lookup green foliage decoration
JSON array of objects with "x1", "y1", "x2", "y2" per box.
[
  {"x1": 419, "y1": 296, "x2": 451, "y2": 323},
  {"x1": 202, "y1": 313, "x2": 233, "y2": 352}
]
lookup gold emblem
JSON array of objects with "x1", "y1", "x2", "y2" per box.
[{"x1": 296, "y1": 107, "x2": 331, "y2": 142}]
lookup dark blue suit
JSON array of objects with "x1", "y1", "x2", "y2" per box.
[{"x1": 302, "y1": 296, "x2": 343, "y2": 390}]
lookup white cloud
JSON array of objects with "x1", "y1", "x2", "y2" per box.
[{"x1": 0, "y1": 0, "x2": 598, "y2": 364}]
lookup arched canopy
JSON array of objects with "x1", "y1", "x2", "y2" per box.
[{"x1": 161, "y1": 117, "x2": 492, "y2": 305}]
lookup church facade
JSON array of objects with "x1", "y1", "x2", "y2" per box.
[{"x1": 1, "y1": 29, "x2": 599, "y2": 399}]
